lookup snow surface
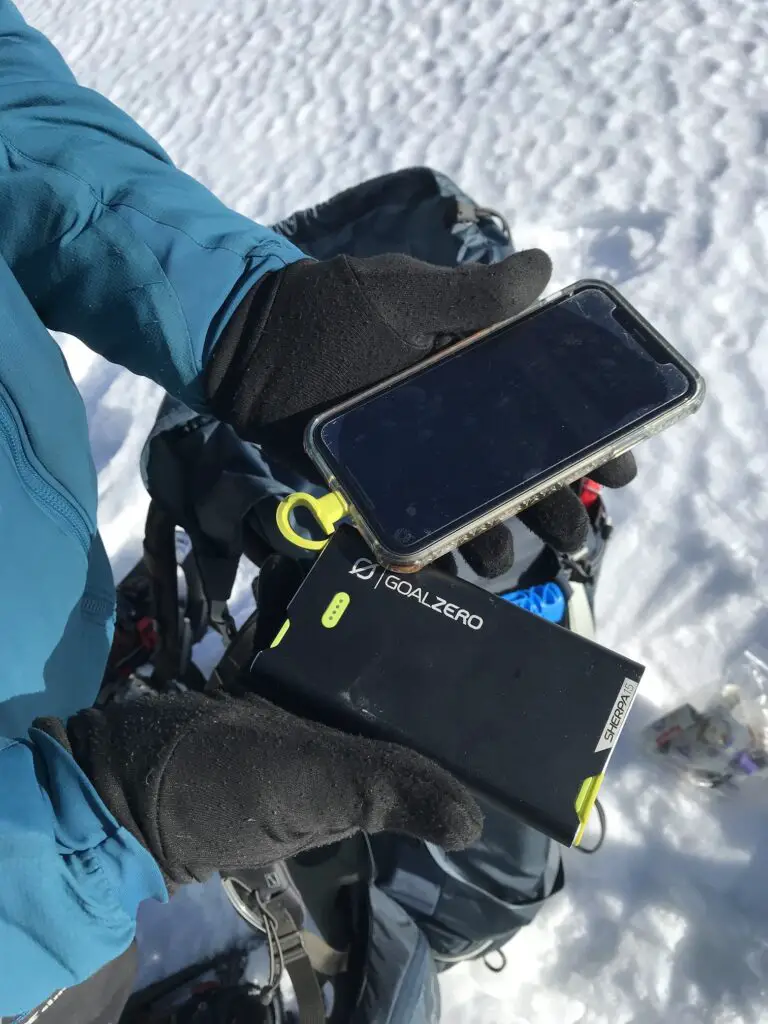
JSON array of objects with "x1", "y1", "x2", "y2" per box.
[{"x1": 15, "y1": 0, "x2": 768, "y2": 1019}]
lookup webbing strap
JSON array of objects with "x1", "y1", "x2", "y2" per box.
[
  {"x1": 264, "y1": 903, "x2": 327, "y2": 1024},
  {"x1": 303, "y1": 932, "x2": 348, "y2": 976},
  {"x1": 281, "y1": 936, "x2": 327, "y2": 1024},
  {"x1": 222, "y1": 870, "x2": 328, "y2": 1023}
]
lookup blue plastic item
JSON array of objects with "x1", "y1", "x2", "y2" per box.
[{"x1": 501, "y1": 582, "x2": 566, "y2": 623}]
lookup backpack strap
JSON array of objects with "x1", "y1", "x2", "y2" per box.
[
  {"x1": 142, "y1": 500, "x2": 232, "y2": 689},
  {"x1": 223, "y1": 838, "x2": 374, "y2": 1024},
  {"x1": 223, "y1": 866, "x2": 327, "y2": 1024}
]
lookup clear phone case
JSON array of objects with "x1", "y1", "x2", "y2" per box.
[{"x1": 305, "y1": 279, "x2": 706, "y2": 572}]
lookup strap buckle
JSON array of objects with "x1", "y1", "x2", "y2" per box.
[{"x1": 222, "y1": 866, "x2": 328, "y2": 1022}]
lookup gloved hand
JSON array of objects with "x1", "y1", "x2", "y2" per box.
[
  {"x1": 206, "y1": 252, "x2": 636, "y2": 577},
  {"x1": 34, "y1": 688, "x2": 481, "y2": 887}
]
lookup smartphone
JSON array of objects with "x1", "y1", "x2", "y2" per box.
[{"x1": 305, "y1": 280, "x2": 705, "y2": 571}]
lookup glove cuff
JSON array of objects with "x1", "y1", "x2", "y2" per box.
[{"x1": 36, "y1": 700, "x2": 209, "y2": 886}]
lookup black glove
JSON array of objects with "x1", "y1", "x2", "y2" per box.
[
  {"x1": 515, "y1": 453, "x2": 636, "y2": 553},
  {"x1": 206, "y1": 252, "x2": 635, "y2": 576},
  {"x1": 34, "y1": 689, "x2": 481, "y2": 887},
  {"x1": 206, "y1": 252, "x2": 551, "y2": 448}
]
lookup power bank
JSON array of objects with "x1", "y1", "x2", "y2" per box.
[{"x1": 251, "y1": 526, "x2": 644, "y2": 845}]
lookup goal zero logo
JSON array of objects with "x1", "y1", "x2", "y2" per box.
[
  {"x1": 348, "y1": 557, "x2": 378, "y2": 581},
  {"x1": 347, "y1": 559, "x2": 483, "y2": 630}
]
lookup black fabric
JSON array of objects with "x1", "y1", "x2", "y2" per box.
[
  {"x1": 121, "y1": 950, "x2": 256, "y2": 1024},
  {"x1": 590, "y1": 451, "x2": 637, "y2": 489},
  {"x1": 458, "y1": 523, "x2": 516, "y2": 578},
  {"x1": 371, "y1": 820, "x2": 563, "y2": 966},
  {"x1": 35, "y1": 690, "x2": 482, "y2": 888},
  {"x1": 513, "y1": 452, "x2": 637, "y2": 554},
  {"x1": 271, "y1": 167, "x2": 463, "y2": 265},
  {"x1": 205, "y1": 250, "x2": 552, "y2": 470},
  {"x1": 517, "y1": 487, "x2": 591, "y2": 554},
  {"x1": 251, "y1": 554, "x2": 310, "y2": 651},
  {"x1": 1, "y1": 944, "x2": 137, "y2": 1024},
  {"x1": 170, "y1": 985, "x2": 273, "y2": 1024}
]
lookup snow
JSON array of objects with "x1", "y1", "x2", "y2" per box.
[{"x1": 15, "y1": 0, "x2": 768, "y2": 1019}]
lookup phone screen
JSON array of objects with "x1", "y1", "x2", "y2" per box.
[{"x1": 314, "y1": 287, "x2": 693, "y2": 556}]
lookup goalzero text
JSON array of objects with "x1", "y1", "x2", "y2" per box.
[{"x1": 348, "y1": 558, "x2": 484, "y2": 630}]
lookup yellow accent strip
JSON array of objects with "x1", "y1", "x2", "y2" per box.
[
  {"x1": 321, "y1": 592, "x2": 350, "y2": 628},
  {"x1": 270, "y1": 619, "x2": 290, "y2": 648},
  {"x1": 275, "y1": 491, "x2": 349, "y2": 552},
  {"x1": 573, "y1": 773, "x2": 605, "y2": 846}
]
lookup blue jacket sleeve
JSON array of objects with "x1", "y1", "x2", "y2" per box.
[
  {"x1": 0, "y1": 2, "x2": 303, "y2": 1013},
  {"x1": 0, "y1": 731, "x2": 167, "y2": 1016},
  {"x1": 0, "y1": 0, "x2": 305, "y2": 408}
]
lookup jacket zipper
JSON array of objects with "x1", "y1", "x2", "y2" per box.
[{"x1": 0, "y1": 383, "x2": 92, "y2": 555}]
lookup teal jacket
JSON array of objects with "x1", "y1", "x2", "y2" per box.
[{"x1": 0, "y1": 1, "x2": 304, "y2": 1013}]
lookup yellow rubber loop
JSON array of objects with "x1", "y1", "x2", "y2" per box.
[{"x1": 275, "y1": 491, "x2": 349, "y2": 552}]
